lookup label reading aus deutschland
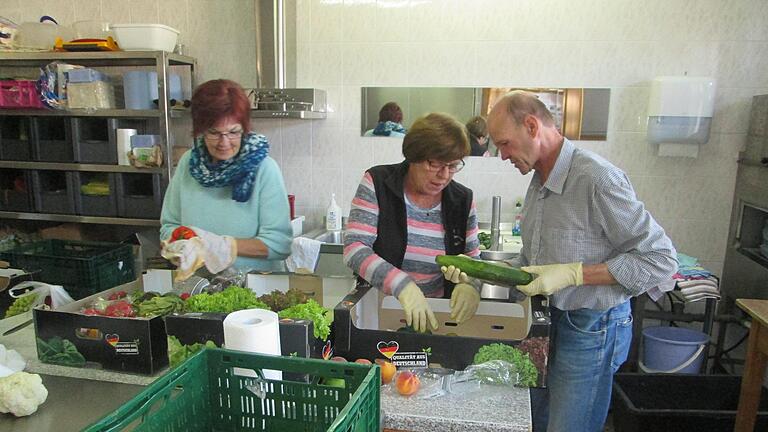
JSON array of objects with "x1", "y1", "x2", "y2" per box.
[{"x1": 390, "y1": 352, "x2": 428, "y2": 368}]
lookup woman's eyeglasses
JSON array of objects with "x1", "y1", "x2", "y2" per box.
[
  {"x1": 204, "y1": 129, "x2": 243, "y2": 141},
  {"x1": 425, "y1": 159, "x2": 465, "y2": 173}
]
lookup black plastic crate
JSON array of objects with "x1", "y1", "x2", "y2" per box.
[
  {"x1": 0, "y1": 117, "x2": 33, "y2": 160},
  {"x1": 32, "y1": 117, "x2": 74, "y2": 162},
  {"x1": 116, "y1": 173, "x2": 163, "y2": 219},
  {"x1": 73, "y1": 172, "x2": 117, "y2": 216},
  {"x1": 0, "y1": 169, "x2": 32, "y2": 212},
  {"x1": 72, "y1": 117, "x2": 118, "y2": 164},
  {"x1": 31, "y1": 170, "x2": 76, "y2": 214},
  {"x1": 0, "y1": 240, "x2": 135, "y2": 300},
  {"x1": 612, "y1": 373, "x2": 768, "y2": 432}
]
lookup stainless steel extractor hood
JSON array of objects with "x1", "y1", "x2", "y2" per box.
[{"x1": 253, "y1": 0, "x2": 326, "y2": 119}]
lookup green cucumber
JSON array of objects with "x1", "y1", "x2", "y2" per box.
[{"x1": 435, "y1": 255, "x2": 533, "y2": 286}]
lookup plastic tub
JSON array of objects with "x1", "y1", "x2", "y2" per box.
[
  {"x1": 111, "y1": 23, "x2": 179, "y2": 52},
  {"x1": 640, "y1": 326, "x2": 709, "y2": 374},
  {"x1": 612, "y1": 373, "x2": 768, "y2": 432}
]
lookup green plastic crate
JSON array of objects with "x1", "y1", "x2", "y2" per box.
[
  {"x1": 84, "y1": 348, "x2": 381, "y2": 432},
  {"x1": 0, "y1": 239, "x2": 134, "y2": 300}
]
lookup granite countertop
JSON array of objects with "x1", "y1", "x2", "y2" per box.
[
  {"x1": 381, "y1": 383, "x2": 531, "y2": 432},
  {"x1": 1, "y1": 313, "x2": 532, "y2": 431}
]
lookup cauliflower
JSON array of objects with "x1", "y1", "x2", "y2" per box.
[{"x1": 0, "y1": 371, "x2": 48, "y2": 417}]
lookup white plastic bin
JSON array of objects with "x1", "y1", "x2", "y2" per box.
[{"x1": 111, "y1": 24, "x2": 179, "y2": 52}]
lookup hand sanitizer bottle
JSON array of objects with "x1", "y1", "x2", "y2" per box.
[
  {"x1": 512, "y1": 200, "x2": 522, "y2": 236},
  {"x1": 326, "y1": 193, "x2": 342, "y2": 231}
]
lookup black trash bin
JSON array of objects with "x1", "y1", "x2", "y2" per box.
[{"x1": 612, "y1": 373, "x2": 768, "y2": 432}]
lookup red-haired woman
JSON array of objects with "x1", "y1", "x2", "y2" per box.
[{"x1": 160, "y1": 79, "x2": 292, "y2": 278}]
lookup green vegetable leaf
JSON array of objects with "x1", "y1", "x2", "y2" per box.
[
  {"x1": 473, "y1": 343, "x2": 538, "y2": 387},
  {"x1": 185, "y1": 286, "x2": 270, "y2": 314},
  {"x1": 278, "y1": 299, "x2": 331, "y2": 341}
]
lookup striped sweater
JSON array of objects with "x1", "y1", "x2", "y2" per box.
[{"x1": 343, "y1": 172, "x2": 480, "y2": 298}]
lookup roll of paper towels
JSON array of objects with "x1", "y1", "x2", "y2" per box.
[
  {"x1": 116, "y1": 128, "x2": 137, "y2": 166},
  {"x1": 223, "y1": 308, "x2": 282, "y2": 380}
]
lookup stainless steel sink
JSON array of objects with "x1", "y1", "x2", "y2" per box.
[
  {"x1": 312, "y1": 230, "x2": 345, "y2": 244},
  {"x1": 480, "y1": 282, "x2": 527, "y2": 302}
]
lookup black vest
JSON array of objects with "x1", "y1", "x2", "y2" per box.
[{"x1": 367, "y1": 161, "x2": 472, "y2": 298}]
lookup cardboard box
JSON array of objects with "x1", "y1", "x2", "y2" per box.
[
  {"x1": 164, "y1": 312, "x2": 324, "y2": 359},
  {"x1": 33, "y1": 280, "x2": 169, "y2": 375},
  {"x1": 333, "y1": 282, "x2": 551, "y2": 387},
  {"x1": 246, "y1": 272, "x2": 356, "y2": 311}
]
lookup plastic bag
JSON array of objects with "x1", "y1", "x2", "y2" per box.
[
  {"x1": 0, "y1": 344, "x2": 25, "y2": 378},
  {"x1": 388, "y1": 360, "x2": 527, "y2": 400},
  {"x1": 9, "y1": 281, "x2": 75, "y2": 309},
  {"x1": 205, "y1": 267, "x2": 246, "y2": 293}
]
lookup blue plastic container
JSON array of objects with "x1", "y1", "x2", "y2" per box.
[
  {"x1": 123, "y1": 71, "x2": 182, "y2": 109},
  {"x1": 640, "y1": 326, "x2": 709, "y2": 374}
]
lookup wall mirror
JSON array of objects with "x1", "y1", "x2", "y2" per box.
[{"x1": 361, "y1": 87, "x2": 611, "y2": 156}]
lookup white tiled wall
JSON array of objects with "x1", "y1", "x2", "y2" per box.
[
  {"x1": 4, "y1": 0, "x2": 768, "y2": 276},
  {"x1": 0, "y1": 0, "x2": 259, "y2": 87},
  {"x1": 274, "y1": 0, "x2": 768, "y2": 276}
]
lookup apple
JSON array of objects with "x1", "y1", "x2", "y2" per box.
[
  {"x1": 354, "y1": 358, "x2": 372, "y2": 365},
  {"x1": 395, "y1": 371, "x2": 420, "y2": 396},
  {"x1": 375, "y1": 359, "x2": 396, "y2": 384},
  {"x1": 330, "y1": 356, "x2": 348, "y2": 362}
]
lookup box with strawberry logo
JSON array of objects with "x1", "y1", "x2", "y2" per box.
[{"x1": 33, "y1": 280, "x2": 169, "y2": 375}]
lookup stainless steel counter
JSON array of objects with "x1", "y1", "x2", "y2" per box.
[{"x1": 0, "y1": 374, "x2": 144, "y2": 432}]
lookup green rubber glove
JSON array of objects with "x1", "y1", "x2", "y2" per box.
[
  {"x1": 397, "y1": 282, "x2": 438, "y2": 333},
  {"x1": 450, "y1": 283, "x2": 480, "y2": 323},
  {"x1": 518, "y1": 262, "x2": 583, "y2": 296}
]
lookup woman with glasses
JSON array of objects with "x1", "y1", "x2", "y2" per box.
[
  {"x1": 344, "y1": 112, "x2": 481, "y2": 333},
  {"x1": 160, "y1": 79, "x2": 292, "y2": 278}
]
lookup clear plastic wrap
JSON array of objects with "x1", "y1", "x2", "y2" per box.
[{"x1": 386, "y1": 360, "x2": 528, "y2": 400}]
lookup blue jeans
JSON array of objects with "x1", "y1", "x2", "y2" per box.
[{"x1": 546, "y1": 301, "x2": 633, "y2": 432}]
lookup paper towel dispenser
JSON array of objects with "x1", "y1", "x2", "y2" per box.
[{"x1": 647, "y1": 76, "x2": 716, "y2": 158}]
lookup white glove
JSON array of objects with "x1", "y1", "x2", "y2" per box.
[
  {"x1": 190, "y1": 226, "x2": 238, "y2": 274},
  {"x1": 397, "y1": 282, "x2": 438, "y2": 333},
  {"x1": 517, "y1": 262, "x2": 583, "y2": 296},
  {"x1": 450, "y1": 283, "x2": 480, "y2": 323},
  {"x1": 440, "y1": 265, "x2": 471, "y2": 284},
  {"x1": 161, "y1": 237, "x2": 205, "y2": 281}
]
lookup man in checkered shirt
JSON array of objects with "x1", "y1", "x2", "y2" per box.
[{"x1": 485, "y1": 91, "x2": 677, "y2": 432}]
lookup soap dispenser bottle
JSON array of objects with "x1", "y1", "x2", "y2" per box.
[
  {"x1": 512, "y1": 200, "x2": 523, "y2": 236},
  {"x1": 326, "y1": 193, "x2": 342, "y2": 231}
]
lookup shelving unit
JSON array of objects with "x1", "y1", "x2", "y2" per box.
[{"x1": 0, "y1": 51, "x2": 195, "y2": 226}]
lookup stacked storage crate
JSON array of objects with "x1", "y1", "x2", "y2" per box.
[{"x1": 0, "y1": 51, "x2": 195, "y2": 227}]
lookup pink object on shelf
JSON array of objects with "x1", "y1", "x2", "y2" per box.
[{"x1": 0, "y1": 80, "x2": 45, "y2": 109}]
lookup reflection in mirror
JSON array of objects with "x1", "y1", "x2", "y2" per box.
[{"x1": 361, "y1": 87, "x2": 611, "y2": 154}]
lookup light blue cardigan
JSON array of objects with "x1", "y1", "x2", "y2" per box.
[{"x1": 160, "y1": 150, "x2": 292, "y2": 272}]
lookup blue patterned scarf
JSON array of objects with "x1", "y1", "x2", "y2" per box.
[
  {"x1": 373, "y1": 121, "x2": 407, "y2": 136},
  {"x1": 189, "y1": 132, "x2": 270, "y2": 202}
]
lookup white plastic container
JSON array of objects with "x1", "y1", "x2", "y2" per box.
[
  {"x1": 111, "y1": 23, "x2": 179, "y2": 52},
  {"x1": 326, "y1": 193, "x2": 342, "y2": 231}
]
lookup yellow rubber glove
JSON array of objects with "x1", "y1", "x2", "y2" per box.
[
  {"x1": 518, "y1": 262, "x2": 584, "y2": 296},
  {"x1": 450, "y1": 283, "x2": 480, "y2": 323},
  {"x1": 397, "y1": 282, "x2": 438, "y2": 333},
  {"x1": 440, "y1": 264, "x2": 471, "y2": 284}
]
